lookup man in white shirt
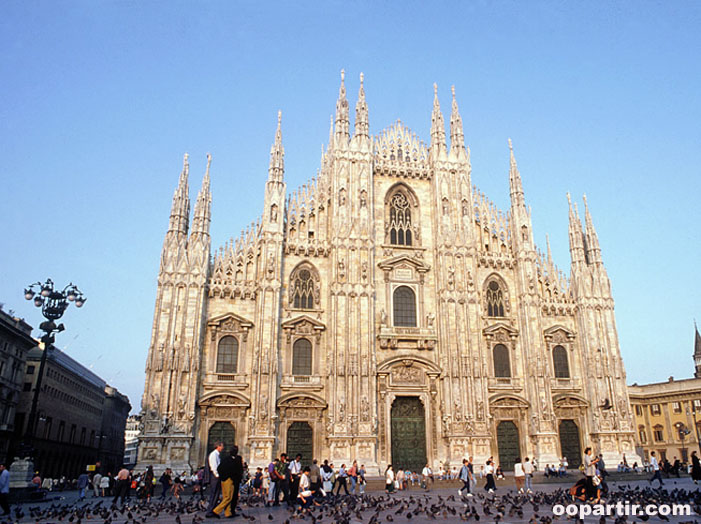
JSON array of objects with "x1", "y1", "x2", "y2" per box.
[
  {"x1": 205, "y1": 442, "x2": 224, "y2": 517},
  {"x1": 422, "y1": 464, "x2": 433, "y2": 491},
  {"x1": 648, "y1": 451, "x2": 664, "y2": 487},
  {"x1": 522, "y1": 457, "x2": 534, "y2": 493},
  {"x1": 513, "y1": 458, "x2": 525, "y2": 493}
]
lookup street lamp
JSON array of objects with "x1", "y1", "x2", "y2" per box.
[
  {"x1": 675, "y1": 422, "x2": 690, "y2": 463},
  {"x1": 22, "y1": 278, "x2": 86, "y2": 454}
]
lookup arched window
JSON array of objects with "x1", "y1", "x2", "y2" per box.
[
  {"x1": 393, "y1": 286, "x2": 417, "y2": 327},
  {"x1": 653, "y1": 425, "x2": 664, "y2": 442},
  {"x1": 552, "y1": 345, "x2": 570, "y2": 378},
  {"x1": 292, "y1": 268, "x2": 315, "y2": 309},
  {"x1": 493, "y1": 344, "x2": 511, "y2": 378},
  {"x1": 389, "y1": 192, "x2": 413, "y2": 246},
  {"x1": 292, "y1": 338, "x2": 312, "y2": 376},
  {"x1": 486, "y1": 280, "x2": 505, "y2": 317},
  {"x1": 216, "y1": 336, "x2": 239, "y2": 373}
]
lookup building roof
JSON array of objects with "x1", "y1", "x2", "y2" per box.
[
  {"x1": 27, "y1": 345, "x2": 106, "y2": 391},
  {"x1": 628, "y1": 376, "x2": 701, "y2": 398},
  {"x1": 0, "y1": 306, "x2": 35, "y2": 343}
]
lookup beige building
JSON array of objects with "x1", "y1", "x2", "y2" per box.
[
  {"x1": 0, "y1": 306, "x2": 35, "y2": 463},
  {"x1": 628, "y1": 326, "x2": 701, "y2": 464},
  {"x1": 137, "y1": 73, "x2": 640, "y2": 474}
]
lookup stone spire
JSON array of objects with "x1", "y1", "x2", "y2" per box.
[
  {"x1": 430, "y1": 83, "x2": 447, "y2": 158},
  {"x1": 567, "y1": 193, "x2": 586, "y2": 267},
  {"x1": 449, "y1": 85, "x2": 466, "y2": 159},
  {"x1": 191, "y1": 153, "x2": 212, "y2": 236},
  {"x1": 334, "y1": 69, "x2": 350, "y2": 147},
  {"x1": 546, "y1": 234, "x2": 554, "y2": 267},
  {"x1": 694, "y1": 321, "x2": 701, "y2": 378},
  {"x1": 168, "y1": 153, "x2": 190, "y2": 235},
  {"x1": 508, "y1": 139, "x2": 533, "y2": 250},
  {"x1": 268, "y1": 110, "x2": 284, "y2": 182},
  {"x1": 353, "y1": 72, "x2": 369, "y2": 142},
  {"x1": 508, "y1": 139, "x2": 525, "y2": 207},
  {"x1": 582, "y1": 194, "x2": 603, "y2": 266}
]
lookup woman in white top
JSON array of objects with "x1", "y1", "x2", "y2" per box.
[
  {"x1": 484, "y1": 460, "x2": 497, "y2": 493},
  {"x1": 385, "y1": 465, "x2": 395, "y2": 493},
  {"x1": 513, "y1": 458, "x2": 525, "y2": 493}
]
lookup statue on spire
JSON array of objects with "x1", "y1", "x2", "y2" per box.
[
  {"x1": 268, "y1": 110, "x2": 285, "y2": 182},
  {"x1": 353, "y1": 72, "x2": 369, "y2": 142},
  {"x1": 449, "y1": 85, "x2": 466, "y2": 156}
]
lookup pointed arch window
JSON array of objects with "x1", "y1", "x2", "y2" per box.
[
  {"x1": 552, "y1": 345, "x2": 570, "y2": 378},
  {"x1": 493, "y1": 344, "x2": 511, "y2": 378},
  {"x1": 290, "y1": 264, "x2": 319, "y2": 310},
  {"x1": 393, "y1": 286, "x2": 417, "y2": 327},
  {"x1": 389, "y1": 192, "x2": 413, "y2": 246},
  {"x1": 292, "y1": 338, "x2": 312, "y2": 376},
  {"x1": 217, "y1": 336, "x2": 239, "y2": 373},
  {"x1": 486, "y1": 280, "x2": 505, "y2": 317}
]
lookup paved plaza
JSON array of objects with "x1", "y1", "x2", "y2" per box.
[{"x1": 4, "y1": 476, "x2": 701, "y2": 524}]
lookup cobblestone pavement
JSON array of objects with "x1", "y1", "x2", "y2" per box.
[{"x1": 4, "y1": 477, "x2": 700, "y2": 524}]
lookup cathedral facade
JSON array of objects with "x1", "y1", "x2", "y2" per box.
[{"x1": 137, "y1": 72, "x2": 639, "y2": 474}]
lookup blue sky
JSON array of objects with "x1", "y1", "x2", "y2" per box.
[{"x1": 1, "y1": 2, "x2": 700, "y2": 410}]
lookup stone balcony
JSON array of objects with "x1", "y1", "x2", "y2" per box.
[{"x1": 377, "y1": 326, "x2": 438, "y2": 350}]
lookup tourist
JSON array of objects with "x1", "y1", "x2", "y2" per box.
[
  {"x1": 321, "y1": 460, "x2": 333, "y2": 494},
  {"x1": 584, "y1": 447, "x2": 600, "y2": 500},
  {"x1": 523, "y1": 457, "x2": 534, "y2": 493},
  {"x1": 0, "y1": 463, "x2": 10, "y2": 517},
  {"x1": 422, "y1": 463, "x2": 433, "y2": 491},
  {"x1": 310, "y1": 459, "x2": 321, "y2": 494},
  {"x1": 459, "y1": 458, "x2": 473, "y2": 497},
  {"x1": 205, "y1": 441, "x2": 224, "y2": 515},
  {"x1": 100, "y1": 473, "x2": 111, "y2": 497},
  {"x1": 691, "y1": 451, "x2": 701, "y2": 484},
  {"x1": 91, "y1": 471, "x2": 102, "y2": 497},
  {"x1": 112, "y1": 466, "x2": 131, "y2": 505},
  {"x1": 212, "y1": 446, "x2": 237, "y2": 518},
  {"x1": 385, "y1": 465, "x2": 395, "y2": 494},
  {"x1": 334, "y1": 464, "x2": 349, "y2": 496},
  {"x1": 159, "y1": 468, "x2": 172, "y2": 501},
  {"x1": 396, "y1": 468, "x2": 405, "y2": 491},
  {"x1": 648, "y1": 451, "x2": 663, "y2": 487},
  {"x1": 348, "y1": 460, "x2": 358, "y2": 494},
  {"x1": 297, "y1": 467, "x2": 316, "y2": 509},
  {"x1": 358, "y1": 464, "x2": 366, "y2": 494},
  {"x1": 495, "y1": 464, "x2": 504, "y2": 480},
  {"x1": 483, "y1": 460, "x2": 496, "y2": 493},
  {"x1": 288, "y1": 454, "x2": 302, "y2": 502},
  {"x1": 276, "y1": 454, "x2": 290, "y2": 506},
  {"x1": 77, "y1": 471, "x2": 90, "y2": 500},
  {"x1": 513, "y1": 458, "x2": 525, "y2": 493},
  {"x1": 266, "y1": 458, "x2": 278, "y2": 506},
  {"x1": 143, "y1": 466, "x2": 155, "y2": 502}
]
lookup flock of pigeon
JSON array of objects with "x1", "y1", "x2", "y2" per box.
[{"x1": 3, "y1": 484, "x2": 701, "y2": 524}]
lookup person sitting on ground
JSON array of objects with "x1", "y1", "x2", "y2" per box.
[{"x1": 495, "y1": 465, "x2": 504, "y2": 480}]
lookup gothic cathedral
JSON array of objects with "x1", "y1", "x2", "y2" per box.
[{"x1": 137, "y1": 72, "x2": 639, "y2": 474}]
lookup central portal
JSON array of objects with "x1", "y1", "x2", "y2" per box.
[
  {"x1": 286, "y1": 421, "x2": 313, "y2": 467},
  {"x1": 391, "y1": 396, "x2": 427, "y2": 473}
]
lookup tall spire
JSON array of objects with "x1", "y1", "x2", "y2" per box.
[
  {"x1": 353, "y1": 72, "x2": 369, "y2": 142},
  {"x1": 430, "y1": 83, "x2": 446, "y2": 157},
  {"x1": 546, "y1": 234, "x2": 554, "y2": 267},
  {"x1": 582, "y1": 194, "x2": 603, "y2": 265},
  {"x1": 192, "y1": 153, "x2": 212, "y2": 236},
  {"x1": 508, "y1": 138, "x2": 525, "y2": 203},
  {"x1": 449, "y1": 85, "x2": 466, "y2": 157},
  {"x1": 168, "y1": 153, "x2": 190, "y2": 235},
  {"x1": 694, "y1": 320, "x2": 701, "y2": 378},
  {"x1": 334, "y1": 69, "x2": 350, "y2": 147},
  {"x1": 567, "y1": 193, "x2": 585, "y2": 267},
  {"x1": 268, "y1": 110, "x2": 284, "y2": 182}
]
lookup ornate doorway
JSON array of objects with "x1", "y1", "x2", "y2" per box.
[
  {"x1": 207, "y1": 421, "x2": 236, "y2": 455},
  {"x1": 391, "y1": 396, "x2": 427, "y2": 472},
  {"x1": 286, "y1": 421, "x2": 313, "y2": 466},
  {"x1": 496, "y1": 421, "x2": 520, "y2": 471},
  {"x1": 558, "y1": 419, "x2": 582, "y2": 468}
]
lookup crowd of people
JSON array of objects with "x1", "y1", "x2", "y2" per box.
[{"x1": 3, "y1": 445, "x2": 701, "y2": 520}]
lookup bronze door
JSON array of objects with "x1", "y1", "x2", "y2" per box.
[
  {"x1": 558, "y1": 419, "x2": 582, "y2": 468},
  {"x1": 496, "y1": 421, "x2": 520, "y2": 471},
  {"x1": 391, "y1": 397, "x2": 427, "y2": 472},
  {"x1": 286, "y1": 421, "x2": 313, "y2": 467},
  {"x1": 207, "y1": 421, "x2": 236, "y2": 455}
]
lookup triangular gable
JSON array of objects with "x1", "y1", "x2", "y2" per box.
[{"x1": 378, "y1": 254, "x2": 430, "y2": 273}]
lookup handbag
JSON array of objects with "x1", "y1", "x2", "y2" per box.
[{"x1": 592, "y1": 475, "x2": 601, "y2": 486}]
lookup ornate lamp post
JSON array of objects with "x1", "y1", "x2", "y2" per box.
[
  {"x1": 22, "y1": 279, "x2": 86, "y2": 452},
  {"x1": 675, "y1": 421, "x2": 690, "y2": 463}
]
